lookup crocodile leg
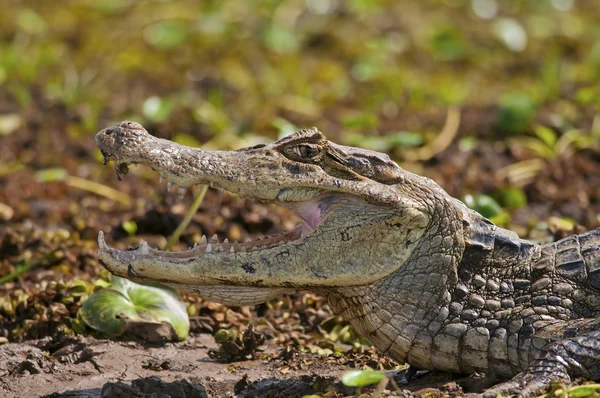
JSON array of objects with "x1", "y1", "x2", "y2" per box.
[{"x1": 485, "y1": 324, "x2": 600, "y2": 397}]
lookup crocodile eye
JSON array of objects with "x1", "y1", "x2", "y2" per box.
[{"x1": 294, "y1": 144, "x2": 320, "y2": 159}]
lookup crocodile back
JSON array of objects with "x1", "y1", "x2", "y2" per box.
[{"x1": 534, "y1": 228, "x2": 600, "y2": 318}]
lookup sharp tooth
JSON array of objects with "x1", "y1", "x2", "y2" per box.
[
  {"x1": 215, "y1": 245, "x2": 223, "y2": 252},
  {"x1": 98, "y1": 231, "x2": 109, "y2": 250},
  {"x1": 200, "y1": 235, "x2": 207, "y2": 244},
  {"x1": 167, "y1": 181, "x2": 174, "y2": 191},
  {"x1": 132, "y1": 254, "x2": 136, "y2": 260},
  {"x1": 209, "y1": 182, "x2": 214, "y2": 188},
  {"x1": 239, "y1": 247, "x2": 247, "y2": 252},
  {"x1": 229, "y1": 247, "x2": 235, "y2": 253},
  {"x1": 193, "y1": 242, "x2": 198, "y2": 248},
  {"x1": 159, "y1": 176, "x2": 164, "y2": 183},
  {"x1": 177, "y1": 187, "x2": 187, "y2": 199},
  {"x1": 223, "y1": 238, "x2": 229, "y2": 245},
  {"x1": 206, "y1": 243, "x2": 212, "y2": 253},
  {"x1": 140, "y1": 241, "x2": 149, "y2": 255},
  {"x1": 115, "y1": 253, "x2": 120, "y2": 261},
  {"x1": 211, "y1": 234, "x2": 218, "y2": 243},
  {"x1": 219, "y1": 187, "x2": 224, "y2": 193}
]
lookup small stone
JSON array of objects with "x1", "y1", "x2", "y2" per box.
[
  {"x1": 449, "y1": 302, "x2": 463, "y2": 315},
  {"x1": 520, "y1": 308, "x2": 535, "y2": 317},
  {"x1": 469, "y1": 294, "x2": 485, "y2": 308},
  {"x1": 533, "y1": 306, "x2": 549, "y2": 315},
  {"x1": 508, "y1": 319, "x2": 523, "y2": 333},
  {"x1": 472, "y1": 275, "x2": 486, "y2": 288},
  {"x1": 453, "y1": 283, "x2": 469, "y2": 299},
  {"x1": 484, "y1": 299, "x2": 501, "y2": 311},
  {"x1": 553, "y1": 283, "x2": 574, "y2": 295},
  {"x1": 586, "y1": 295, "x2": 600, "y2": 308},
  {"x1": 513, "y1": 279, "x2": 531, "y2": 290},
  {"x1": 500, "y1": 282, "x2": 511, "y2": 293},
  {"x1": 547, "y1": 296, "x2": 562, "y2": 305},
  {"x1": 515, "y1": 295, "x2": 529, "y2": 304},
  {"x1": 501, "y1": 298, "x2": 515, "y2": 308},
  {"x1": 444, "y1": 322, "x2": 468, "y2": 337},
  {"x1": 531, "y1": 278, "x2": 551, "y2": 292},
  {"x1": 486, "y1": 280, "x2": 499, "y2": 292},
  {"x1": 461, "y1": 309, "x2": 479, "y2": 321},
  {"x1": 485, "y1": 319, "x2": 500, "y2": 330}
]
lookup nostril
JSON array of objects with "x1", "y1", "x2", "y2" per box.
[{"x1": 104, "y1": 129, "x2": 112, "y2": 135}]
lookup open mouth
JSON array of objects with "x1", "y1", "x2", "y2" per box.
[{"x1": 97, "y1": 156, "x2": 327, "y2": 260}]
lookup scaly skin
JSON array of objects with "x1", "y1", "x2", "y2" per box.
[{"x1": 95, "y1": 121, "x2": 600, "y2": 397}]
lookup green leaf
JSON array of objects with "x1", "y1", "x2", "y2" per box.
[
  {"x1": 386, "y1": 132, "x2": 424, "y2": 148},
  {"x1": 264, "y1": 25, "x2": 298, "y2": 54},
  {"x1": 143, "y1": 21, "x2": 187, "y2": 49},
  {"x1": 429, "y1": 28, "x2": 467, "y2": 61},
  {"x1": 17, "y1": 9, "x2": 47, "y2": 35},
  {"x1": 346, "y1": 133, "x2": 390, "y2": 152},
  {"x1": 272, "y1": 117, "x2": 299, "y2": 139},
  {"x1": 121, "y1": 220, "x2": 138, "y2": 236},
  {"x1": 463, "y1": 194, "x2": 503, "y2": 219},
  {"x1": 79, "y1": 276, "x2": 189, "y2": 342},
  {"x1": 214, "y1": 329, "x2": 234, "y2": 344},
  {"x1": 493, "y1": 187, "x2": 527, "y2": 210},
  {"x1": 342, "y1": 113, "x2": 379, "y2": 129},
  {"x1": 143, "y1": 96, "x2": 175, "y2": 122},
  {"x1": 496, "y1": 93, "x2": 537, "y2": 135},
  {"x1": 568, "y1": 385, "x2": 600, "y2": 398},
  {"x1": 341, "y1": 370, "x2": 386, "y2": 387},
  {"x1": 34, "y1": 168, "x2": 68, "y2": 182},
  {"x1": 534, "y1": 125, "x2": 557, "y2": 148}
]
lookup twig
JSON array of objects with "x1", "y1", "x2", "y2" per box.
[
  {"x1": 164, "y1": 185, "x2": 209, "y2": 251},
  {"x1": 66, "y1": 176, "x2": 131, "y2": 206},
  {"x1": 404, "y1": 107, "x2": 461, "y2": 161}
]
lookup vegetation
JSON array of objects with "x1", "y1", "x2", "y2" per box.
[{"x1": 1, "y1": 1, "x2": 600, "y2": 396}]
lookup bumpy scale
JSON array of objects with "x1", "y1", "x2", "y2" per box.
[{"x1": 95, "y1": 121, "x2": 600, "y2": 397}]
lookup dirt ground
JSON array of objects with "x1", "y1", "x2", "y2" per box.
[{"x1": 0, "y1": 334, "x2": 476, "y2": 398}]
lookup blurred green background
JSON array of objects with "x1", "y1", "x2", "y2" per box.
[
  {"x1": 1, "y1": 0, "x2": 600, "y2": 233},
  {"x1": 1, "y1": 0, "x2": 598, "y2": 141}
]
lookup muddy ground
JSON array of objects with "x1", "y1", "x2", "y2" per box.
[{"x1": 0, "y1": 334, "x2": 477, "y2": 398}]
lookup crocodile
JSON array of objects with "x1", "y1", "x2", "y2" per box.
[{"x1": 94, "y1": 121, "x2": 600, "y2": 397}]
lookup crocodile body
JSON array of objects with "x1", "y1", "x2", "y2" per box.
[{"x1": 95, "y1": 121, "x2": 600, "y2": 396}]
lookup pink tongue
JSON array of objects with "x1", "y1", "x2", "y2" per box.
[{"x1": 278, "y1": 199, "x2": 322, "y2": 235}]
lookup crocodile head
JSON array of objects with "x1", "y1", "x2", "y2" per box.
[{"x1": 94, "y1": 121, "x2": 432, "y2": 290}]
